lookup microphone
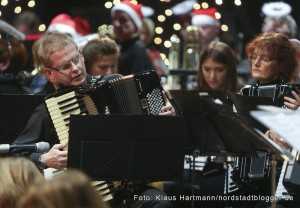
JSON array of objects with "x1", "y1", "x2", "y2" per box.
[{"x1": 0, "y1": 142, "x2": 50, "y2": 154}]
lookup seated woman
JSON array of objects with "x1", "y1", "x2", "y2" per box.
[{"x1": 233, "y1": 31, "x2": 300, "y2": 207}]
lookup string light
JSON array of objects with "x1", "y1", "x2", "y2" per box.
[
  {"x1": 105, "y1": 1, "x2": 113, "y2": 9},
  {"x1": 165, "y1": 9, "x2": 172, "y2": 16},
  {"x1": 157, "y1": 15, "x2": 166, "y2": 22},
  {"x1": 14, "y1": 6, "x2": 21, "y2": 14},
  {"x1": 194, "y1": 3, "x2": 201, "y2": 10},
  {"x1": 28, "y1": 0, "x2": 35, "y2": 7},
  {"x1": 234, "y1": 0, "x2": 242, "y2": 6},
  {"x1": 1, "y1": 0, "x2": 8, "y2": 6},
  {"x1": 39, "y1": 24, "x2": 46, "y2": 32},
  {"x1": 155, "y1": 27, "x2": 163, "y2": 35},
  {"x1": 215, "y1": 0, "x2": 223, "y2": 5}
]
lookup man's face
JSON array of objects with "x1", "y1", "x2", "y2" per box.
[
  {"x1": 44, "y1": 44, "x2": 87, "y2": 89},
  {"x1": 112, "y1": 10, "x2": 139, "y2": 42}
]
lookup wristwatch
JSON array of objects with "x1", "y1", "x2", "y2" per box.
[{"x1": 37, "y1": 154, "x2": 48, "y2": 169}]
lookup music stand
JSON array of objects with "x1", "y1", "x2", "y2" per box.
[
  {"x1": 68, "y1": 114, "x2": 189, "y2": 182},
  {"x1": 169, "y1": 90, "x2": 263, "y2": 156},
  {"x1": 228, "y1": 92, "x2": 274, "y2": 131},
  {"x1": 0, "y1": 94, "x2": 46, "y2": 144}
]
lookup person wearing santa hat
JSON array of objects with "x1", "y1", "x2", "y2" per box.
[
  {"x1": 47, "y1": 13, "x2": 80, "y2": 39},
  {"x1": 111, "y1": 0, "x2": 154, "y2": 76},
  {"x1": 191, "y1": 7, "x2": 221, "y2": 47}
]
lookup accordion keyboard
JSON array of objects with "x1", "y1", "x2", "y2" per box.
[
  {"x1": 45, "y1": 91, "x2": 98, "y2": 143},
  {"x1": 224, "y1": 162, "x2": 239, "y2": 195},
  {"x1": 275, "y1": 160, "x2": 290, "y2": 198},
  {"x1": 91, "y1": 181, "x2": 115, "y2": 202}
]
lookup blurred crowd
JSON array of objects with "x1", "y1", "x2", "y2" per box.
[{"x1": 1, "y1": 1, "x2": 300, "y2": 208}]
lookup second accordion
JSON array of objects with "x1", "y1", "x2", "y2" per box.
[{"x1": 240, "y1": 83, "x2": 300, "y2": 107}]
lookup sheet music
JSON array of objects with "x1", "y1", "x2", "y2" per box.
[{"x1": 250, "y1": 105, "x2": 300, "y2": 154}]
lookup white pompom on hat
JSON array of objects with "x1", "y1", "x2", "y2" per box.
[
  {"x1": 111, "y1": 1, "x2": 143, "y2": 29},
  {"x1": 192, "y1": 7, "x2": 220, "y2": 27},
  {"x1": 47, "y1": 13, "x2": 79, "y2": 38}
]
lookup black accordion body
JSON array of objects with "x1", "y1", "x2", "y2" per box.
[
  {"x1": 240, "y1": 83, "x2": 300, "y2": 107},
  {"x1": 225, "y1": 83, "x2": 300, "y2": 196},
  {"x1": 45, "y1": 70, "x2": 165, "y2": 145}
]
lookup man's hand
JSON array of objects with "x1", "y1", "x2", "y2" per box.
[{"x1": 42, "y1": 142, "x2": 68, "y2": 169}]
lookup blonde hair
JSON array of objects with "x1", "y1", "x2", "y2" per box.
[
  {"x1": 19, "y1": 169, "x2": 110, "y2": 208},
  {"x1": 0, "y1": 157, "x2": 44, "y2": 208}
]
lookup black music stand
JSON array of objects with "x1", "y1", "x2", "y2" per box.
[
  {"x1": 228, "y1": 92, "x2": 275, "y2": 131},
  {"x1": 68, "y1": 114, "x2": 189, "y2": 182},
  {"x1": 169, "y1": 89, "x2": 262, "y2": 156},
  {"x1": 0, "y1": 94, "x2": 46, "y2": 144}
]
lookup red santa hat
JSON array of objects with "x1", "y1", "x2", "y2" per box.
[
  {"x1": 192, "y1": 7, "x2": 220, "y2": 27},
  {"x1": 111, "y1": 1, "x2": 143, "y2": 29},
  {"x1": 73, "y1": 17, "x2": 90, "y2": 36},
  {"x1": 47, "y1": 14, "x2": 79, "y2": 38}
]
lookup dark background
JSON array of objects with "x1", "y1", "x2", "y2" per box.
[{"x1": 3, "y1": 0, "x2": 300, "y2": 52}]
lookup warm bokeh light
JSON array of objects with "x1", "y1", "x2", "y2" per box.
[
  {"x1": 154, "y1": 37, "x2": 162, "y2": 45},
  {"x1": 160, "y1": 53, "x2": 166, "y2": 60},
  {"x1": 164, "y1": 40, "x2": 172, "y2": 48},
  {"x1": 28, "y1": 0, "x2": 35, "y2": 7},
  {"x1": 165, "y1": 9, "x2": 172, "y2": 16},
  {"x1": 194, "y1": 3, "x2": 200, "y2": 10},
  {"x1": 155, "y1": 27, "x2": 163, "y2": 34},
  {"x1": 14, "y1": 6, "x2": 22, "y2": 14},
  {"x1": 201, "y1": 2, "x2": 209, "y2": 9},
  {"x1": 221, "y1": 24, "x2": 229, "y2": 32},
  {"x1": 157, "y1": 15, "x2": 166, "y2": 22},
  {"x1": 1, "y1": 0, "x2": 8, "y2": 6},
  {"x1": 105, "y1": 1, "x2": 113, "y2": 8},
  {"x1": 39, "y1": 24, "x2": 46, "y2": 32},
  {"x1": 112, "y1": 0, "x2": 120, "y2": 6},
  {"x1": 215, "y1": 0, "x2": 223, "y2": 5},
  {"x1": 234, "y1": 0, "x2": 242, "y2": 6},
  {"x1": 173, "y1": 23, "x2": 181, "y2": 31},
  {"x1": 215, "y1": 12, "x2": 221, "y2": 20}
]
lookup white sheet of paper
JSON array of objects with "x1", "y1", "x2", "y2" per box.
[{"x1": 250, "y1": 106, "x2": 300, "y2": 153}]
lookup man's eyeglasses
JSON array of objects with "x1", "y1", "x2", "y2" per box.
[
  {"x1": 49, "y1": 53, "x2": 82, "y2": 72},
  {"x1": 248, "y1": 56, "x2": 275, "y2": 64}
]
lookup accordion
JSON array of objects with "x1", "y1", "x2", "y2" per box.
[
  {"x1": 240, "y1": 83, "x2": 300, "y2": 107},
  {"x1": 45, "y1": 70, "x2": 165, "y2": 144},
  {"x1": 226, "y1": 83, "x2": 300, "y2": 195},
  {"x1": 44, "y1": 70, "x2": 165, "y2": 202}
]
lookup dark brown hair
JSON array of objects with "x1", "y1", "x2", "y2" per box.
[{"x1": 197, "y1": 41, "x2": 238, "y2": 92}]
